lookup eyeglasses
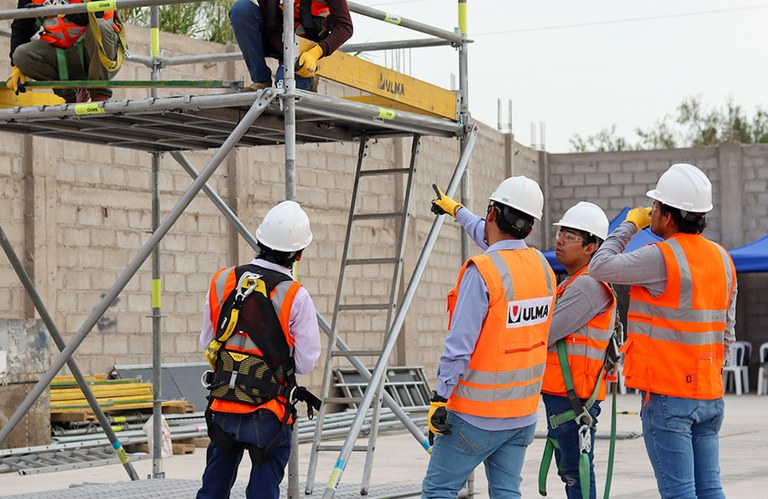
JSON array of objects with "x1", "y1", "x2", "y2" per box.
[{"x1": 555, "y1": 229, "x2": 584, "y2": 244}]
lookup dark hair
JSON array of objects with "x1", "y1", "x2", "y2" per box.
[
  {"x1": 491, "y1": 203, "x2": 534, "y2": 239},
  {"x1": 658, "y1": 204, "x2": 707, "y2": 234},
  {"x1": 257, "y1": 242, "x2": 302, "y2": 268}
]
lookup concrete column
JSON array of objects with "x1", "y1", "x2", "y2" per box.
[
  {"x1": 503, "y1": 133, "x2": 514, "y2": 178},
  {"x1": 225, "y1": 44, "x2": 240, "y2": 266},
  {"x1": 539, "y1": 150, "x2": 551, "y2": 250},
  {"x1": 21, "y1": 136, "x2": 34, "y2": 320},
  {"x1": 718, "y1": 141, "x2": 743, "y2": 247}
]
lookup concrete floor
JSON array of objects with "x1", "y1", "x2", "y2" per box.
[{"x1": 1, "y1": 393, "x2": 766, "y2": 498}]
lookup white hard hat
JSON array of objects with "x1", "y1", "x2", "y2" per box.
[
  {"x1": 256, "y1": 200, "x2": 313, "y2": 252},
  {"x1": 553, "y1": 201, "x2": 609, "y2": 240},
  {"x1": 646, "y1": 163, "x2": 713, "y2": 213},
  {"x1": 488, "y1": 176, "x2": 544, "y2": 220}
]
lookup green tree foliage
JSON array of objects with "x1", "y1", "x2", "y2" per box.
[
  {"x1": 120, "y1": 1, "x2": 236, "y2": 45},
  {"x1": 570, "y1": 97, "x2": 768, "y2": 152}
]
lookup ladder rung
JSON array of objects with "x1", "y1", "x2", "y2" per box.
[
  {"x1": 359, "y1": 168, "x2": 411, "y2": 177},
  {"x1": 339, "y1": 303, "x2": 391, "y2": 311},
  {"x1": 324, "y1": 397, "x2": 364, "y2": 404},
  {"x1": 353, "y1": 212, "x2": 402, "y2": 221},
  {"x1": 332, "y1": 350, "x2": 382, "y2": 357},
  {"x1": 346, "y1": 257, "x2": 399, "y2": 266},
  {"x1": 315, "y1": 445, "x2": 369, "y2": 452}
]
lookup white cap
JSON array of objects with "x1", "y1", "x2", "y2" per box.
[
  {"x1": 256, "y1": 200, "x2": 313, "y2": 252},
  {"x1": 553, "y1": 201, "x2": 609, "y2": 240},
  {"x1": 488, "y1": 176, "x2": 544, "y2": 220},
  {"x1": 646, "y1": 163, "x2": 713, "y2": 213}
]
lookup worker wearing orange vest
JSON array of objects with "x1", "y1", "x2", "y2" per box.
[
  {"x1": 590, "y1": 163, "x2": 737, "y2": 499},
  {"x1": 539, "y1": 202, "x2": 618, "y2": 499},
  {"x1": 423, "y1": 177, "x2": 556, "y2": 498},
  {"x1": 197, "y1": 201, "x2": 322, "y2": 499},
  {"x1": 7, "y1": 0, "x2": 125, "y2": 103}
]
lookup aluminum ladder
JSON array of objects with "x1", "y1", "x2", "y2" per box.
[{"x1": 305, "y1": 135, "x2": 422, "y2": 495}]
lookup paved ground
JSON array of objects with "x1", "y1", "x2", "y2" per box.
[{"x1": 2, "y1": 393, "x2": 766, "y2": 498}]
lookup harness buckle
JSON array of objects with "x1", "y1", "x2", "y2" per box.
[
  {"x1": 235, "y1": 271, "x2": 262, "y2": 302},
  {"x1": 578, "y1": 424, "x2": 592, "y2": 454},
  {"x1": 201, "y1": 369, "x2": 214, "y2": 388},
  {"x1": 575, "y1": 409, "x2": 593, "y2": 428}
]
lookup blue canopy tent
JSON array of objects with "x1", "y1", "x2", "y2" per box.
[
  {"x1": 543, "y1": 207, "x2": 662, "y2": 273},
  {"x1": 729, "y1": 235, "x2": 768, "y2": 273}
]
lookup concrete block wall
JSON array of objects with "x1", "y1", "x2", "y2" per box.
[{"x1": 1, "y1": 22, "x2": 766, "y2": 397}]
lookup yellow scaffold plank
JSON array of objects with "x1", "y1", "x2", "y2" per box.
[
  {"x1": 301, "y1": 39, "x2": 458, "y2": 120},
  {"x1": 0, "y1": 88, "x2": 64, "y2": 108}
]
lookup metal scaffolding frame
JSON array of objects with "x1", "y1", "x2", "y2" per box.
[{"x1": 0, "y1": 0, "x2": 475, "y2": 497}]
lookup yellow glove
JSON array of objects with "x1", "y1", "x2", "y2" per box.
[
  {"x1": 431, "y1": 183, "x2": 463, "y2": 217},
  {"x1": 625, "y1": 207, "x2": 652, "y2": 230},
  {"x1": 296, "y1": 45, "x2": 323, "y2": 78},
  {"x1": 427, "y1": 393, "x2": 451, "y2": 445},
  {"x1": 6, "y1": 66, "x2": 26, "y2": 95}
]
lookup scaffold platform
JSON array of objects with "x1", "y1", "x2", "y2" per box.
[{"x1": 0, "y1": 89, "x2": 463, "y2": 153}]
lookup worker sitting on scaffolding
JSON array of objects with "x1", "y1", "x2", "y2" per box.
[
  {"x1": 230, "y1": 0, "x2": 353, "y2": 92},
  {"x1": 7, "y1": 0, "x2": 126, "y2": 103}
]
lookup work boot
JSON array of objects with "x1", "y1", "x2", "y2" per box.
[{"x1": 242, "y1": 79, "x2": 272, "y2": 92}]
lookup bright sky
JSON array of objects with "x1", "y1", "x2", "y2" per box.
[{"x1": 348, "y1": 0, "x2": 768, "y2": 152}]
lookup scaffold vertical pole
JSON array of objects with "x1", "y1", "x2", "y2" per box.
[
  {"x1": 282, "y1": 2, "x2": 301, "y2": 497},
  {"x1": 149, "y1": 4, "x2": 165, "y2": 480}
]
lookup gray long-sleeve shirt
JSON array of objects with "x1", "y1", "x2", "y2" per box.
[{"x1": 589, "y1": 222, "x2": 737, "y2": 352}]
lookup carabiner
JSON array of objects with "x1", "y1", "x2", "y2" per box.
[{"x1": 578, "y1": 424, "x2": 592, "y2": 454}]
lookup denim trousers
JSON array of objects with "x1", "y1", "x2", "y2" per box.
[
  {"x1": 196, "y1": 410, "x2": 291, "y2": 499},
  {"x1": 640, "y1": 392, "x2": 725, "y2": 499},
  {"x1": 422, "y1": 411, "x2": 537, "y2": 498},
  {"x1": 229, "y1": 0, "x2": 313, "y2": 90},
  {"x1": 542, "y1": 394, "x2": 602, "y2": 499}
]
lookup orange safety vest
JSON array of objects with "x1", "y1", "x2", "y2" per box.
[
  {"x1": 279, "y1": 0, "x2": 330, "y2": 37},
  {"x1": 207, "y1": 265, "x2": 302, "y2": 420},
  {"x1": 541, "y1": 266, "x2": 617, "y2": 401},
  {"x1": 32, "y1": 0, "x2": 117, "y2": 48},
  {"x1": 446, "y1": 248, "x2": 556, "y2": 418},
  {"x1": 621, "y1": 233, "x2": 736, "y2": 400}
]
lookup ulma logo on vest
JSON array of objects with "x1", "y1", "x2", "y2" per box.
[{"x1": 506, "y1": 297, "x2": 551, "y2": 328}]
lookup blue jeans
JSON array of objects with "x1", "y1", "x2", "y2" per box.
[
  {"x1": 542, "y1": 394, "x2": 601, "y2": 499},
  {"x1": 197, "y1": 410, "x2": 291, "y2": 499},
  {"x1": 229, "y1": 0, "x2": 313, "y2": 90},
  {"x1": 422, "y1": 411, "x2": 537, "y2": 498},
  {"x1": 640, "y1": 392, "x2": 725, "y2": 499}
]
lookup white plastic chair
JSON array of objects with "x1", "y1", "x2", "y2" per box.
[
  {"x1": 723, "y1": 343, "x2": 748, "y2": 395},
  {"x1": 757, "y1": 343, "x2": 768, "y2": 396},
  {"x1": 733, "y1": 340, "x2": 753, "y2": 393}
]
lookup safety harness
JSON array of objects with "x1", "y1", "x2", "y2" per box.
[
  {"x1": 201, "y1": 265, "x2": 321, "y2": 463},
  {"x1": 32, "y1": 4, "x2": 128, "y2": 82},
  {"x1": 538, "y1": 290, "x2": 623, "y2": 499}
]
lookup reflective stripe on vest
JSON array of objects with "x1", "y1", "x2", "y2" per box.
[
  {"x1": 446, "y1": 248, "x2": 556, "y2": 418},
  {"x1": 541, "y1": 267, "x2": 617, "y2": 400},
  {"x1": 623, "y1": 234, "x2": 735, "y2": 399}
]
